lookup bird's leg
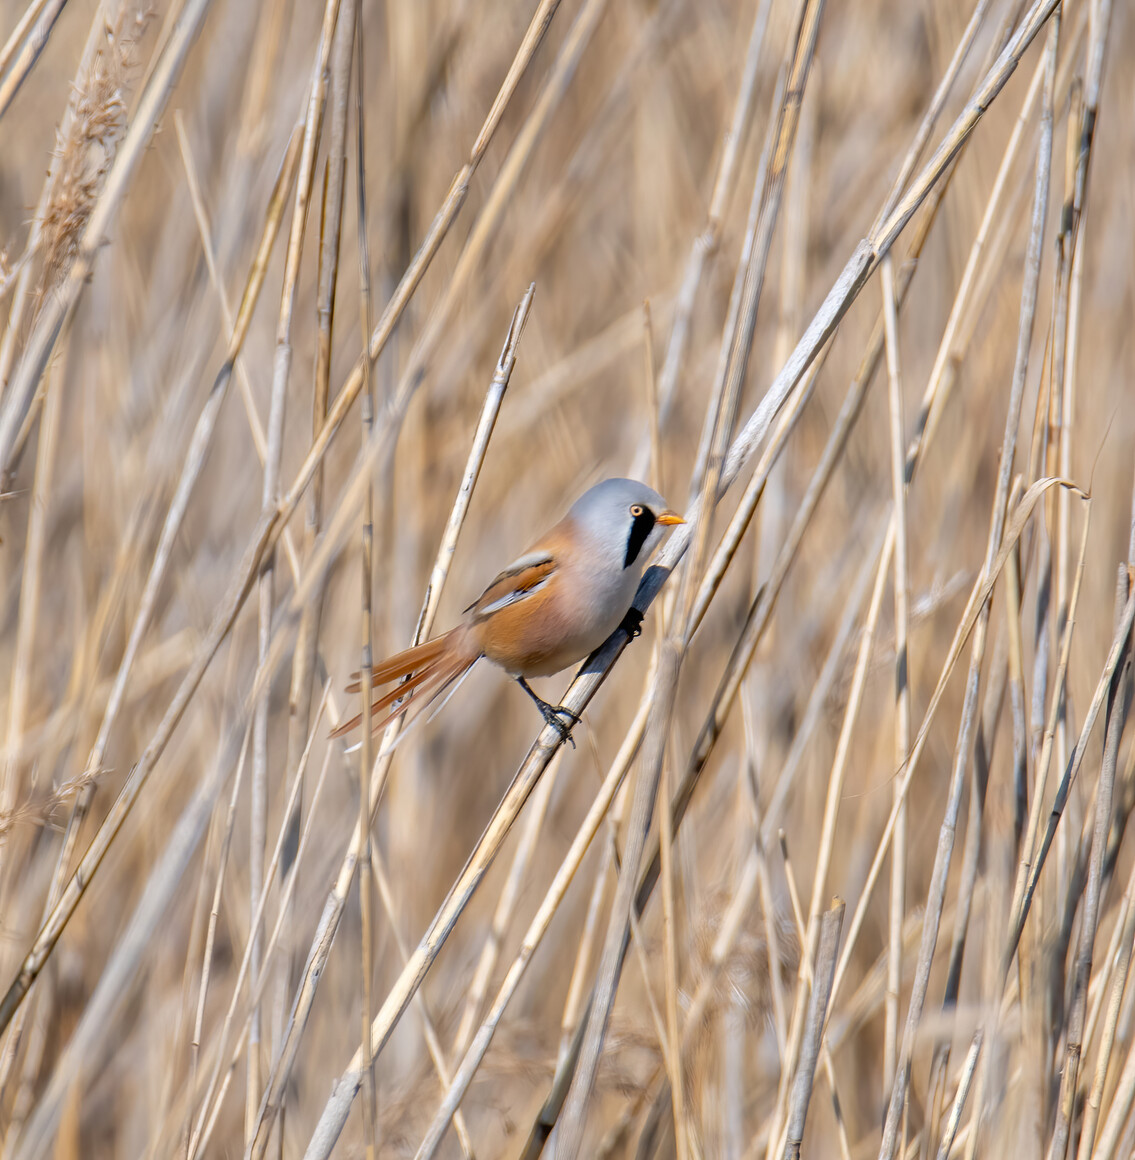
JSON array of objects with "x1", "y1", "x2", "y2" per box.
[
  {"x1": 516, "y1": 677, "x2": 579, "y2": 748},
  {"x1": 620, "y1": 605, "x2": 645, "y2": 639}
]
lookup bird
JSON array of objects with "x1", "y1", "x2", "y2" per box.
[{"x1": 331, "y1": 477, "x2": 684, "y2": 744}]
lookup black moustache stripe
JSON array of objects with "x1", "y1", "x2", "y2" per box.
[{"x1": 624, "y1": 509, "x2": 656, "y2": 569}]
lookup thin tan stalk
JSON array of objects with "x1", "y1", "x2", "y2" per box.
[
  {"x1": 451, "y1": 750, "x2": 564, "y2": 1061},
  {"x1": 185, "y1": 722, "x2": 253, "y2": 1159},
  {"x1": 0, "y1": 350, "x2": 63, "y2": 823},
  {"x1": 1048, "y1": 570, "x2": 1131, "y2": 1158},
  {"x1": 367, "y1": 852, "x2": 477, "y2": 1160},
  {"x1": 881, "y1": 252, "x2": 910, "y2": 1097},
  {"x1": 0, "y1": 0, "x2": 562, "y2": 1049},
  {"x1": 411, "y1": 690, "x2": 654, "y2": 1160},
  {"x1": 1074, "y1": 632, "x2": 1135, "y2": 1160},
  {"x1": 0, "y1": 0, "x2": 67, "y2": 120},
  {"x1": 249, "y1": 287, "x2": 535, "y2": 1158},
  {"x1": 350, "y1": 0, "x2": 375, "y2": 1147},
  {"x1": 877, "y1": 11, "x2": 1060, "y2": 1151},
  {"x1": 0, "y1": 0, "x2": 217, "y2": 473},
  {"x1": 783, "y1": 900, "x2": 843, "y2": 1160},
  {"x1": 641, "y1": 0, "x2": 771, "y2": 438},
  {"x1": 188, "y1": 720, "x2": 338, "y2": 1160},
  {"x1": 247, "y1": 3, "x2": 341, "y2": 1136},
  {"x1": 281, "y1": 3, "x2": 1070, "y2": 1148}
]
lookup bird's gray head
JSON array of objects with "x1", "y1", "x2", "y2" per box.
[{"x1": 568, "y1": 478, "x2": 685, "y2": 572}]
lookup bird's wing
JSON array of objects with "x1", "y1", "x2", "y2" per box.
[{"x1": 465, "y1": 550, "x2": 557, "y2": 620}]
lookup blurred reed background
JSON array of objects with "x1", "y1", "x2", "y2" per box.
[{"x1": 0, "y1": 0, "x2": 1132, "y2": 1156}]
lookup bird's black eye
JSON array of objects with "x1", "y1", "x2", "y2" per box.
[{"x1": 624, "y1": 504, "x2": 656, "y2": 568}]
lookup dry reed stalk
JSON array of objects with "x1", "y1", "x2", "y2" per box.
[
  {"x1": 366, "y1": 847, "x2": 478, "y2": 1160},
  {"x1": 2, "y1": 0, "x2": 563, "y2": 1069},
  {"x1": 922, "y1": 10, "x2": 1085, "y2": 1145},
  {"x1": 188, "y1": 732, "x2": 339, "y2": 1160},
  {"x1": 826, "y1": 476, "x2": 1083, "y2": 1055},
  {"x1": 1005, "y1": 516, "x2": 1120, "y2": 960},
  {"x1": 175, "y1": 116, "x2": 309, "y2": 593},
  {"x1": 250, "y1": 287, "x2": 535, "y2": 1157},
  {"x1": 1076, "y1": 628, "x2": 1135, "y2": 1160},
  {"x1": 783, "y1": 899, "x2": 842, "y2": 1160},
  {"x1": 3, "y1": 0, "x2": 1132, "y2": 1154},
  {"x1": 450, "y1": 747, "x2": 564, "y2": 1062},
  {"x1": 183, "y1": 691, "x2": 332, "y2": 1145},
  {"x1": 561, "y1": 5, "x2": 827, "y2": 1148},
  {"x1": 880, "y1": 254, "x2": 910, "y2": 1100},
  {"x1": 346, "y1": 3, "x2": 375, "y2": 1152},
  {"x1": 185, "y1": 720, "x2": 253, "y2": 1159},
  {"x1": 654, "y1": 332, "x2": 685, "y2": 1160},
  {"x1": 6, "y1": 746, "x2": 226, "y2": 1160},
  {"x1": 0, "y1": 0, "x2": 62, "y2": 87},
  {"x1": 0, "y1": 351, "x2": 63, "y2": 829},
  {"x1": 0, "y1": 0, "x2": 215, "y2": 473},
  {"x1": 0, "y1": 0, "x2": 66, "y2": 121},
  {"x1": 412, "y1": 690, "x2": 655, "y2": 1160},
  {"x1": 0, "y1": 3, "x2": 144, "y2": 399},
  {"x1": 1047, "y1": 571, "x2": 1131, "y2": 1159},
  {"x1": 877, "y1": 10, "x2": 1063, "y2": 1152},
  {"x1": 0, "y1": 122, "x2": 305, "y2": 1084},
  {"x1": 246, "y1": 2, "x2": 341, "y2": 1134},
  {"x1": 304, "y1": 4, "x2": 1075, "y2": 1149},
  {"x1": 638, "y1": 0, "x2": 772, "y2": 445},
  {"x1": 0, "y1": 0, "x2": 551, "y2": 1071},
  {"x1": 765, "y1": 515, "x2": 891, "y2": 1160}
]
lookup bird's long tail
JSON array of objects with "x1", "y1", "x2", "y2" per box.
[{"x1": 329, "y1": 628, "x2": 479, "y2": 739}]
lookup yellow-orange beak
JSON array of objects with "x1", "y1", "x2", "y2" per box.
[{"x1": 656, "y1": 510, "x2": 685, "y2": 526}]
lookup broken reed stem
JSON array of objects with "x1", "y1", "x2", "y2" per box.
[{"x1": 414, "y1": 284, "x2": 535, "y2": 643}]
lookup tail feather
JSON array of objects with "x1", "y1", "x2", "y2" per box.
[
  {"x1": 373, "y1": 653, "x2": 475, "y2": 737},
  {"x1": 331, "y1": 628, "x2": 478, "y2": 740},
  {"x1": 344, "y1": 633, "x2": 452, "y2": 694}
]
